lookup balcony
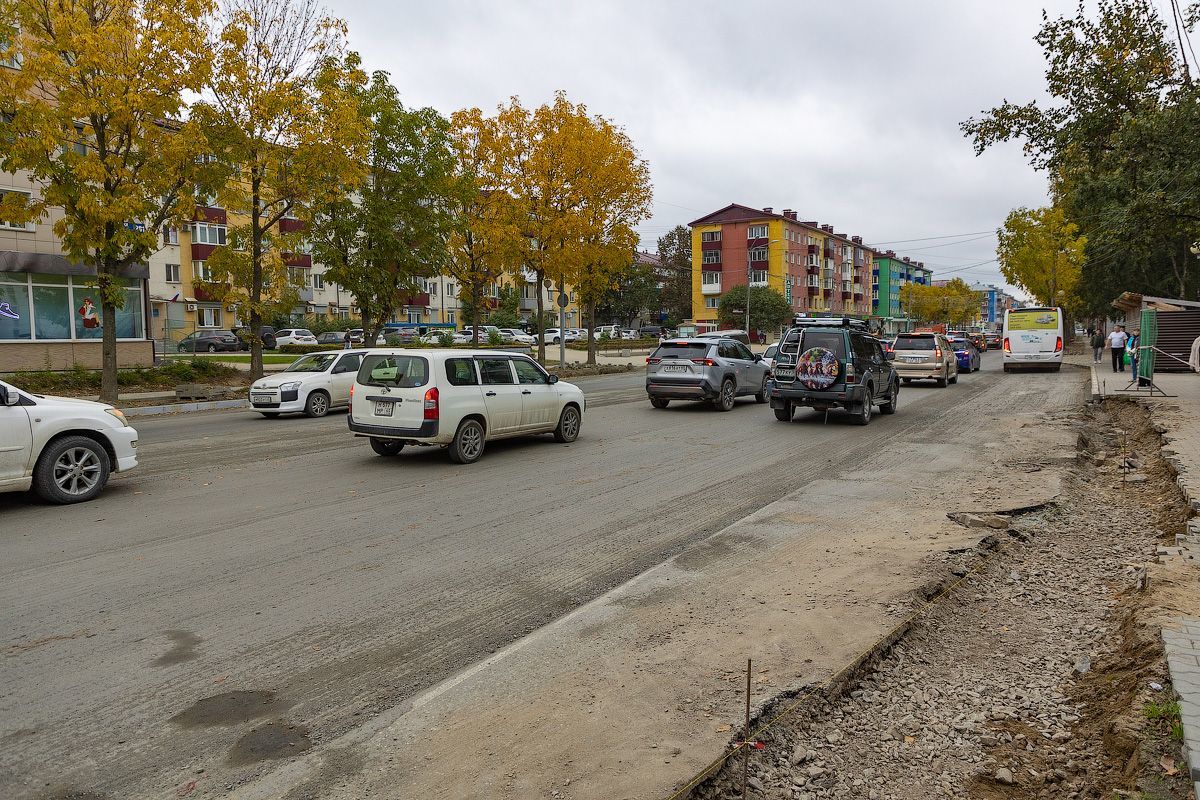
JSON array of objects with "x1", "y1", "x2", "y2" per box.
[
  {"x1": 701, "y1": 282, "x2": 721, "y2": 295},
  {"x1": 399, "y1": 292, "x2": 431, "y2": 307},
  {"x1": 807, "y1": 284, "x2": 820, "y2": 295},
  {"x1": 822, "y1": 279, "x2": 834, "y2": 290}
]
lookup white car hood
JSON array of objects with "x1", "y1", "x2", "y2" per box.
[
  {"x1": 251, "y1": 372, "x2": 323, "y2": 389},
  {"x1": 30, "y1": 393, "x2": 115, "y2": 411}
]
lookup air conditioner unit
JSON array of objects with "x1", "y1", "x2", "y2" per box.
[
  {"x1": 185, "y1": 303, "x2": 197, "y2": 312},
  {"x1": 225, "y1": 306, "x2": 236, "y2": 313}
]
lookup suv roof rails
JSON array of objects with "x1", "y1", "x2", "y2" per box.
[{"x1": 790, "y1": 315, "x2": 871, "y2": 330}]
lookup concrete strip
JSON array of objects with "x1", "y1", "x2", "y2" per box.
[
  {"x1": 122, "y1": 398, "x2": 249, "y2": 418},
  {"x1": 1165, "y1": 619, "x2": 1200, "y2": 786}
]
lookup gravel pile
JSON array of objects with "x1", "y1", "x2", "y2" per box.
[{"x1": 693, "y1": 404, "x2": 1191, "y2": 800}]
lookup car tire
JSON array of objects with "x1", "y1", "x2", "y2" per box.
[
  {"x1": 370, "y1": 437, "x2": 404, "y2": 456},
  {"x1": 206, "y1": 343, "x2": 217, "y2": 353},
  {"x1": 880, "y1": 382, "x2": 899, "y2": 414},
  {"x1": 260, "y1": 412, "x2": 280, "y2": 419},
  {"x1": 754, "y1": 376, "x2": 768, "y2": 404},
  {"x1": 773, "y1": 402, "x2": 794, "y2": 422},
  {"x1": 553, "y1": 404, "x2": 582, "y2": 443},
  {"x1": 448, "y1": 417, "x2": 486, "y2": 464},
  {"x1": 853, "y1": 392, "x2": 872, "y2": 426},
  {"x1": 950, "y1": 370, "x2": 959, "y2": 384},
  {"x1": 32, "y1": 435, "x2": 111, "y2": 505},
  {"x1": 715, "y1": 378, "x2": 736, "y2": 412},
  {"x1": 552, "y1": 337, "x2": 560, "y2": 344},
  {"x1": 304, "y1": 390, "x2": 330, "y2": 418},
  {"x1": 650, "y1": 397, "x2": 670, "y2": 409}
]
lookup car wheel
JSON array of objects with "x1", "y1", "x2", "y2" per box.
[
  {"x1": 853, "y1": 392, "x2": 873, "y2": 425},
  {"x1": 880, "y1": 382, "x2": 899, "y2": 414},
  {"x1": 650, "y1": 397, "x2": 670, "y2": 409},
  {"x1": 448, "y1": 417, "x2": 486, "y2": 464},
  {"x1": 33, "y1": 435, "x2": 111, "y2": 505},
  {"x1": 206, "y1": 343, "x2": 217, "y2": 353},
  {"x1": 553, "y1": 404, "x2": 581, "y2": 443},
  {"x1": 901, "y1": 377, "x2": 912, "y2": 385},
  {"x1": 260, "y1": 412, "x2": 280, "y2": 419},
  {"x1": 304, "y1": 390, "x2": 330, "y2": 418},
  {"x1": 936, "y1": 374, "x2": 948, "y2": 387},
  {"x1": 370, "y1": 437, "x2": 404, "y2": 456},
  {"x1": 715, "y1": 378, "x2": 736, "y2": 412},
  {"x1": 773, "y1": 402, "x2": 794, "y2": 422},
  {"x1": 754, "y1": 375, "x2": 768, "y2": 404},
  {"x1": 950, "y1": 369, "x2": 959, "y2": 384},
  {"x1": 552, "y1": 337, "x2": 560, "y2": 344}
]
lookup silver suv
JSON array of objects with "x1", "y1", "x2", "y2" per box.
[{"x1": 645, "y1": 337, "x2": 771, "y2": 411}]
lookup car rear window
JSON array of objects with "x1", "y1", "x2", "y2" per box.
[
  {"x1": 652, "y1": 342, "x2": 711, "y2": 360},
  {"x1": 358, "y1": 354, "x2": 429, "y2": 388},
  {"x1": 445, "y1": 357, "x2": 477, "y2": 386},
  {"x1": 797, "y1": 331, "x2": 847, "y2": 358},
  {"x1": 895, "y1": 335, "x2": 936, "y2": 350}
]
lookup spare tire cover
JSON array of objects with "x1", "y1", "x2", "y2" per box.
[{"x1": 797, "y1": 346, "x2": 839, "y2": 389}]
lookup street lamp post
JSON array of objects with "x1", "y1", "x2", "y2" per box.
[{"x1": 746, "y1": 238, "x2": 781, "y2": 343}]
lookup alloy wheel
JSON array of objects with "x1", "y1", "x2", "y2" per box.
[{"x1": 53, "y1": 447, "x2": 103, "y2": 496}]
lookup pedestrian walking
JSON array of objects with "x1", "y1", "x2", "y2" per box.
[
  {"x1": 1107, "y1": 325, "x2": 1128, "y2": 373},
  {"x1": 343, "y1": 330, "x2": 352, "y2": 350},
  {"x1": 1089, "y1": 329, "x2": 1104, "y2": 363}
]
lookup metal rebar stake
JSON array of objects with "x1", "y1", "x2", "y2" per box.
[{"x1": 742, "y1": 657, "x2": 751, "y2": 800}]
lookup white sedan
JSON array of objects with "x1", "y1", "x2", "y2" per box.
[
  {"x1": 541, "y1": 328, "x2": 578, "y2": 344},
  {"x1": 0, "y1": 379, "x2": 139, "y2": 504},
  {"x1": 276, "y1": 328, "x2": 318, "y2": 346},
  {"x1": 249, "y1": 350, "x2": 365, "y2": 417},
  {"x1": 498, "y1": 328, "x2": 536, "y2": 345}
]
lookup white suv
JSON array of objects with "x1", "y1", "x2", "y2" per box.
[
  {"x1": 0, "y1": 379, "x2": 139, "y2": 504},
  {"x1": 348, "y1": 350, "x2": 585, "y2": 463}
]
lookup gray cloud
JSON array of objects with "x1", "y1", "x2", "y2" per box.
[{"x1": 335, "y1": 0, "x2": 1080, "y2": 296}]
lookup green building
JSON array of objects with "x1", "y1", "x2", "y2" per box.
[{"x1": 872, "y1": 250, "x2": 931, "y2": 333}]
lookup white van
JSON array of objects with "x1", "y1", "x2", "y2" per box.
[
  {"x1": 1002, "y1": 306, "x2": 1064, "y2": 372},
  {"x1": 348, "y1": 349, "x2": 585, "y2": 464}
]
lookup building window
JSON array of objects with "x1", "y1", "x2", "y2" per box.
[
  {"x1": 747, "y1": 224, "x2": 768, "y2": 239},
  {"x1": 162, "y1": 226, "x2": 179, "y2": 246},
  {"x1": 702, "y1": 250, "x2": 721, "y2": 264},
  {"x1": 447, "y1": 283, "x2": 457, "y2": 297},
  {"x1": 165, "y1": 263, "x2": 181, "y2": 283},
  {"x1": 1, "y1": 39, "x2": 23, "y2": 70},
  {"x1": 704, "y1": 297, "x2": 718, "y2": 309},
  {"x1": 0, "y1": 190, "x2": 33, "y2": 231},
  {"x1": 750, "y1": 270, "x2": 768, "y2": 284},
  {"x1": 446, "y1": 310, "x2": 455, "y2": 325},
  {"x1": 407, "y1": 309, "x2": 422, "y2": 324},
  {"x1": 191, "y1": 222, "x2": 227, "y2": 246},
  {"x1": 192, "y1": 260, "x2": 212, "y2": 281},
  {"x1": 427, "y1": 281, "x2": 438, "y2": 296},
  {"x1": 197, "y1": 307, "x2": 221, "y2": 328},
  {"x1": 701, "y1": 230, "x2": 721, "y2": 242},
  {"x1": 312, "y1": 272, "x2": 324, "y2": 290},
  {"x1": 748, "y1": 247, "x2": 767, "y2": 262},
  {"x1": 701, "y1": 272, "x2": 720, "y2": 286}
]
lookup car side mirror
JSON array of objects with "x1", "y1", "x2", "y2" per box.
[
  {"x1": 753, "y1": 353, "x2": 762, "y2": 361},
  {"x1": 547, "y1": 374, "x2": 559, "y2": 385},
  {"x1": 0, "y1": 386, "x2": 16, "y2": 406},
  {"x1": 885, "y1": 351, "x2": 895, "y2": 361}
]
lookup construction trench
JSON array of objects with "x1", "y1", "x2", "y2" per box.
[{"x1": 680, "y1": 399, "x2": 1196, "y2": 800}]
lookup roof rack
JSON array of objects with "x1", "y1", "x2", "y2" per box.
[{"x1": 789, "y1": 315, "x2": 871, "y2": 330}]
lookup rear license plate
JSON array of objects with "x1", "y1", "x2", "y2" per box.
[
  {"x1": 662, "y1": 365, "x2": 687, "y2": 373},
  {"x1": 251, "y1": 393, "x2": 273, "y2": 403},
  {"x1": 374, "y1": 401, "x2": 394, "y2": 416},
  {"x1": 775, "y1": 368, "x2": 794, "y2": 379},
  {"x1": 903, "y1": 356, "x2": 925, "y2": 363}
]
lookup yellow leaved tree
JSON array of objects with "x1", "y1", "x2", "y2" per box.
[
  {"x1": 996, "y1": 205, "x2": 1086, "y2": 310},
  {"x1": 0, "y1": 0, "x2": 214, "y2": 401}
]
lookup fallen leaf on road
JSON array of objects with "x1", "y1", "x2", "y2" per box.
[
  {"x1": 177, "y1": 779, "x2": 198, "y2": 796},
  {"x1": 311, "y1": 645, "x2": 321, "y2": 651},
  {"x1": 903, "y1": 735, "x2": 916, "y2": 744},
  {"x1": 213, "y1": 675, "x2": 227, "y2": 683},
  {"x1": 1160, "y1": 755, "x2": 1179, "y2": 776},
  {"x1": 715, "y1": 724, "x2": 731, "y2": 733}
]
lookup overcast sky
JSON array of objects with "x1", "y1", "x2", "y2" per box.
[{"x1": 336, "y1": 0, "x2": 1081, "y2": 298}]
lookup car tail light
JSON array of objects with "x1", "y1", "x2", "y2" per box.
[
  {"x1": 1003, "y1": 337, "x2": 1011, "y2": 354},
  {"x1": 844, "y1": 362, "x2": 855, "y2": 383},
  {"x1": 1054, "y1": 336, "x2": 1063, "y2": 352},
  {"x1": 691, "y1": 358, "x2": 716, "y2": 366},
  {"x1": 423, "y1": 386, "x2": 439, "y2": 420},
  {"x1": 934, "y1": 347, "x2": 943, "y2": 359},
  {"x1": 646, "y1": 357, "x2": 661, "y2": 364},
  {"x1": 349, "y1": 384, "x2": 354, "y2": 399}
]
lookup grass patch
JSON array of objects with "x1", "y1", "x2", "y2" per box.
[
  {"x1": 1142, "y1": 698, "x2": 1184, "y2": 741},
  {"x1": 170, "y1": 353, "x2": 298, "y2": 365},
  {"x1": 5, "y1": 359, "x2": 245, "y2": 395}
]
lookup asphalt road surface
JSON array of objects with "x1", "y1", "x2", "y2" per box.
[{"x1": 0, "y1": 354, "x2": 1081, "y2": 799}]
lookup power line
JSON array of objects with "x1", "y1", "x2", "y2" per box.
[{"x1": 868, "y1": 230, "x2": 995, "y2": 246}]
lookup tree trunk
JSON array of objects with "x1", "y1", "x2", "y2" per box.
[
  {"x1": 98, "y1": 267, "x2": 119, "y2": 404},
  {"x1": 586, "y1": 301, "x2": 597, "y2": 366},
  {"x1": 471, "y1": 288, "x2": 481, "y2": 347},
  {"x1": 535, "y1": 268, "x2": 546, "y2": 363},
  {"x1": 249, "y1": 176, "x2": 264, "y2": 380}
]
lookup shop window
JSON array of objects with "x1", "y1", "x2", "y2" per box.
[
  {"x1": 0, "y1": 278, "x2": 31, "y2": 339},
  {"x1": 32, "y1": 285, "x2": 72, "y2": 339}
]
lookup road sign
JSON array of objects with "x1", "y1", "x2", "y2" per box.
[{"x1": 557, "y1": 292, "x2": 569, "y2": 308}]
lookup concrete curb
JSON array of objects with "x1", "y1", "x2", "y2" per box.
[
  {"x1": 1089, "y1": 365, "x2": 1101, "y2": 400},
  {"x1": 122, "y1": 398, "x2": 249, "y2": 418},
  {"x1": 1161, "y1": 620, "x2": 1200, "y2": 792}
]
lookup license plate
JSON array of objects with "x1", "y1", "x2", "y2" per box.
[
  {"x1": 903, "y1": 356, "x2": 925, "y2": 363},
  {"x1": 662, "y1": 365, "x2": 687, "y2": 373},
  {"x1": 775, "y1": 368, "x2": 794, "y2": 379},
  {"x1": 251, "y1": 393, "x2": 273, "y2": 403},
  {"x1": 374, "y1": 401, "x2": 394, "y2": 416}
]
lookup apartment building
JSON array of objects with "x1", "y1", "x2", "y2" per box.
[
  {"x1": 871, "y1": 250, "x2": 932, "y2": 332},
  {"x1": 688, "y1": 204, "x2": 874, "y2": 333}
]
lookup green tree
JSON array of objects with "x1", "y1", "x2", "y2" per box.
[
  {"x1": 996, "y1": 206, "x2": 1086, "y2": 309},
  {"x1": 193, "y1": 0, "x2": 367, "y2": 379},
  {"x1": 657, "y1": 225, "x2": 693, "y2": 324},
  {"x1": 0, "y1": 0, "x2": 213, "y2": 401},
  {"x1": 597, "y1": 259, "x2": 660, "y2": 328},
  {"x1": 310, "y1": 72, "x2": 460, "y2": 344},
  {"x1": 717, "y1": 285, "x2": 791, "y2": 334},
  {"x1": 488, "y1": 285, "x2": 521, "y2": 328}
]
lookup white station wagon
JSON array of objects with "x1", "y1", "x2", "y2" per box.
[
  {"x1": 249, "y1": 350, "x2": 365, "y2": 418},
  {"x1": 348, "y1": 349, "x2": 585, "y2": 463}
]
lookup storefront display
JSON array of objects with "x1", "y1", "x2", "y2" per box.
[{"x1": 0, "y1": 273, "x2": 145, "y2": 341}]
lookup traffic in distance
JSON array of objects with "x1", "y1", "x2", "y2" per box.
[{"x1": 0, "y1": 308, "x2": 1064, "y2": 502}]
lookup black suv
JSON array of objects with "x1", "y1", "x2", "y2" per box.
[
  {"x1": 769, "y1": 318, "x2": 899, "y2": 425},
  {"x1": 234, "y1": 325, "x2": 277, "y2": 350}
]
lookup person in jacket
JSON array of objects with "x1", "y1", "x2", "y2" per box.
[
  {"x1": 1089, "y1": 329, "x2": 1105, "y2": 363},
  {"x1": 1107, "y1": 325, "x2": 1128, "y2": 373}
]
